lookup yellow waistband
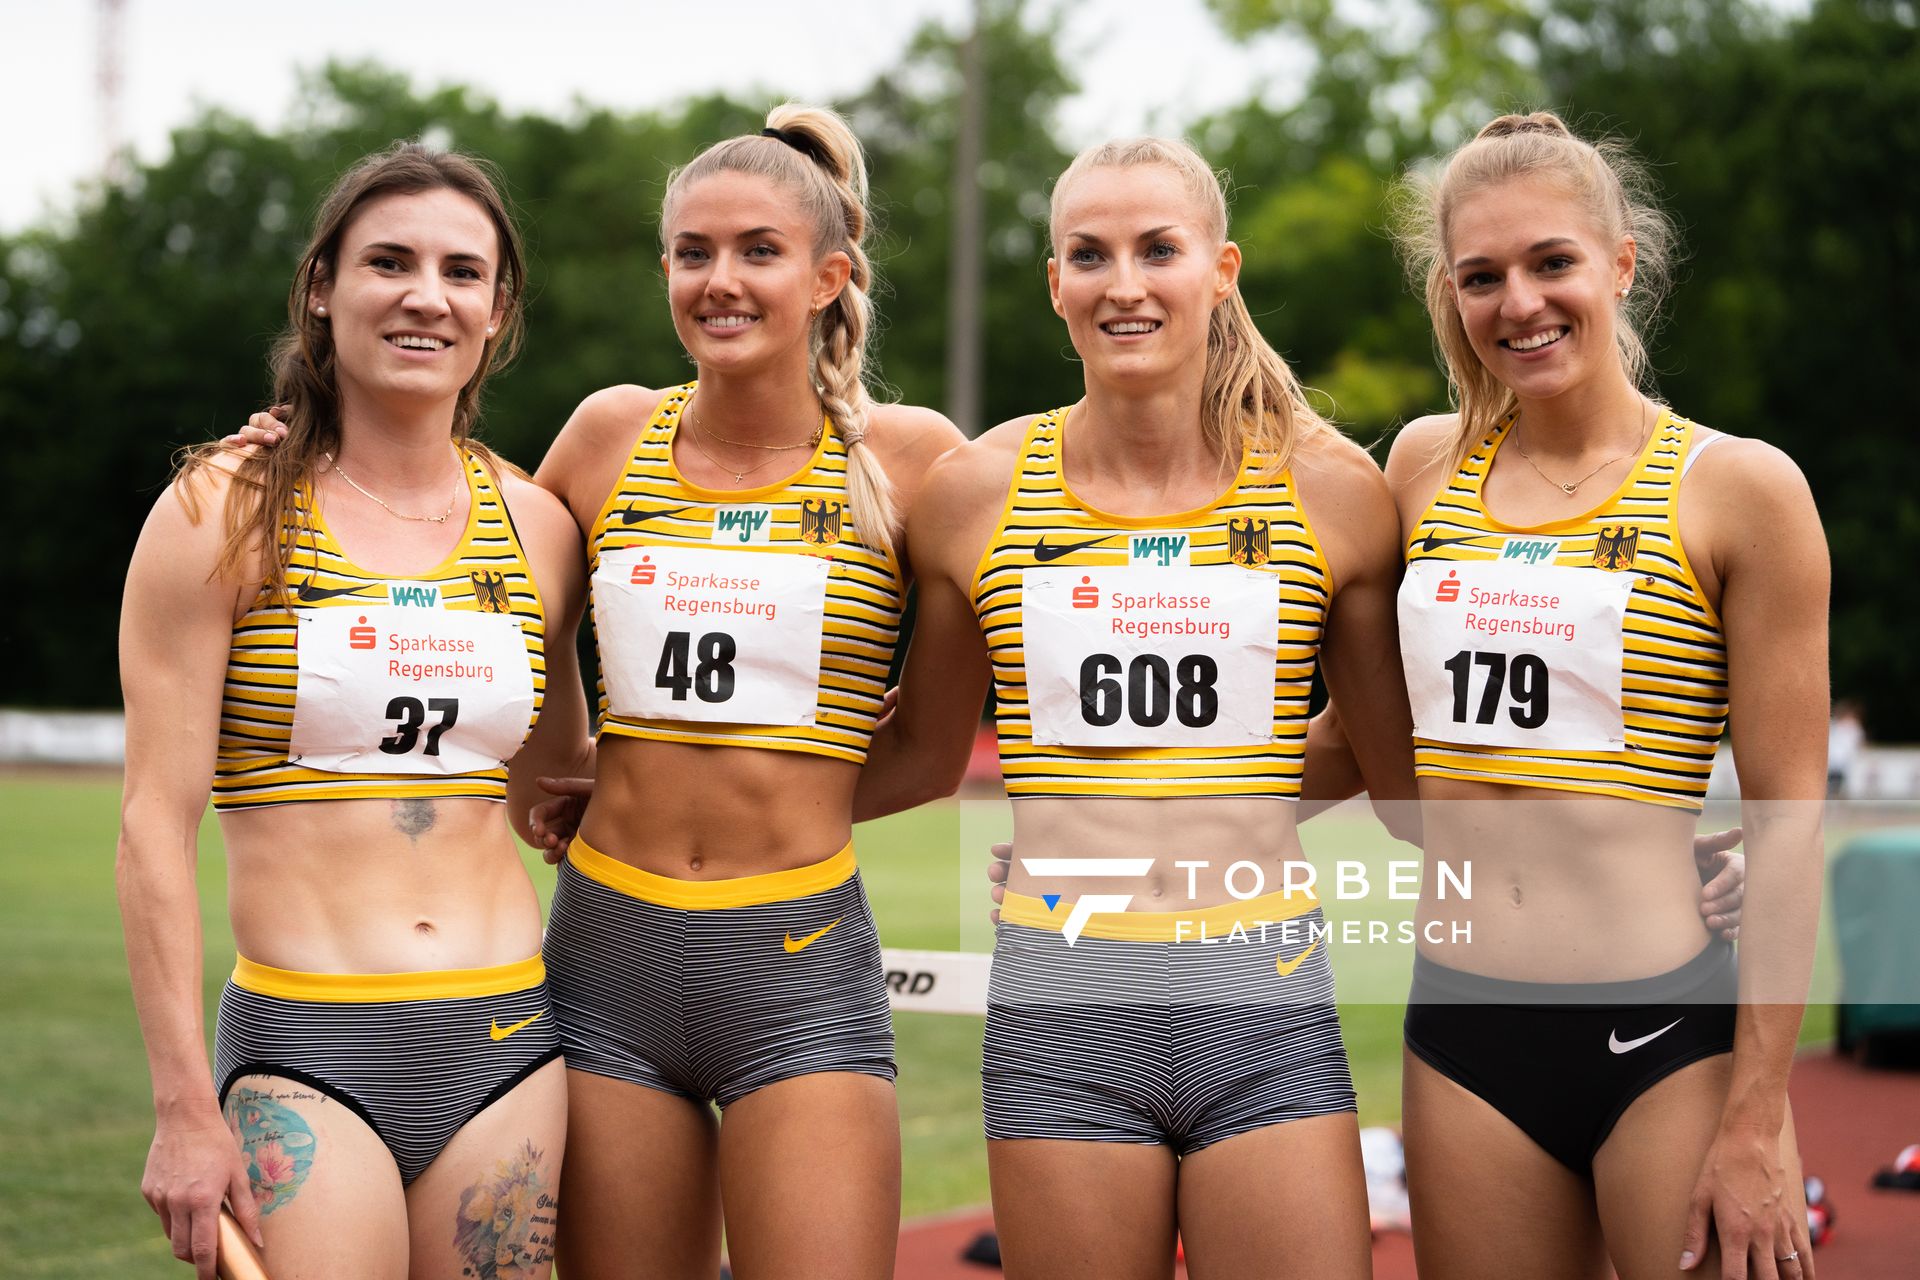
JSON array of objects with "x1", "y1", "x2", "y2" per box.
[
  {"x1": 231, "y1": 954, "x2": 545, "y2": 1003},
  {"x1": 567, "y1": 836, "x2": 856, "y2": 909},
  {"x1": 1001, "y1": 888, "x2": 1318, "y2": 942}
]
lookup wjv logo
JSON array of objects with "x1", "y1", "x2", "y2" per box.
[
  {"x1": 1020, "y1": 858, "x2": 1156, "y2": 944},
  {"x1": 1129, "y1": 533, "x2": 1189, "y2": 567},
  {"x1": 1499, "y1": 537, "x2": 1562, "y2": 565},
  {"x1": 388, "y1": 583, "x2": 441, "y2": 608},
  {"x1": 712, "y1": 505, "x2": 774, "y2": 545}
]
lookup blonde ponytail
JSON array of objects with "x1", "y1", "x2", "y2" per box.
[
  {"x1": 664, "y1": 104, "x2": 897, "y2": 555},
  {"x1": 1049, "y1": 137, "x2": 1331, "y2": 470}
]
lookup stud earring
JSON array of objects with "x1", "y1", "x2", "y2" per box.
[
  {"x1": 486, "y1": 325, "x2": 496, "y2": 337},
  {"x1": 315, "y1": 304, "x2": 328, "y2": 317}
]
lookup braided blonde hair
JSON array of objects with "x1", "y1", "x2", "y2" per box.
[
  {"x1": 1049, "y1": 137, "x2": 1331, "y2": 471},
  {"x1": 1392, "y1": 111, "x2": 1677, "y2": 466},
  {"x1": 663, "y1": 104, "x2": 896, "y2": 554}
]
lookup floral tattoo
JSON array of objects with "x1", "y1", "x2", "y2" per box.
[
  {"x1": 222, "y1": 1088, "x2": 318, "y2": 1216},
  {"x1": 453, "y1": 1141, "x2": 556, "y2": 1278}
]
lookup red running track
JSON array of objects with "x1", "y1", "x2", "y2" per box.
[{"x1": 894, "y1": 1049, "x2": 1918, "y2": 1279}]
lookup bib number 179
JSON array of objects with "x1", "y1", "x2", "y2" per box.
[{"x1": 1443, "y1": 650, "x2": 1549, "y2": 729}]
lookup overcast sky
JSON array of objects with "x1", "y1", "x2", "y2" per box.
[{"x1": 2, "y1": 0, "x2": 1319, "y2": 230}]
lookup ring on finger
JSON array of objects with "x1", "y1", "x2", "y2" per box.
[{"x1": 1777, "y1": 1250, "x2": 1799, "y2": 1261}]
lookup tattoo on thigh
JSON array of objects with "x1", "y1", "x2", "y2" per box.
[
  {"x1": 392, "y1": 798, "x2": 438, "y2": 841},
  {"x1": 222, "y1": 1088, "x2": 319, "y2": 1217},
  {"x1": 453, "y1": 1141, "x2": 556, "y2": 1279}
]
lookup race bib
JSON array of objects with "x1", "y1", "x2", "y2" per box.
[
  {"x1": 593, "y1": 546, "x2": 828, "y2": 726},
  {"x1": 288, "y1": 606, "x2": 537, "y2": 774},
  {"x1": 1398, "y1": 560, "x2": 1635, "y2": 751},
  {"x1": 1023, "y1": 566, "x2": 1279, "y2": 748}
]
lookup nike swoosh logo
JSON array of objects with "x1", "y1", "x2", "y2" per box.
[
  {"x1": 489, "y1": 1011, "x2": 544, "y2": 1042},
  {"x1": 1032, "y1": 534, "x2": 1118, "y2": 562},
  {"x1": 1417, "y1": 532, "x2": 1486, "y2": 553},
  {"x1": 1608, "y1": 1017, "x2": 1683, "y2": 1054},
  {"x1": 784, "y1": 918, "x2": 843, "y2": 953},
  {"x1": 1275, "y1": 937, "x2": 1323, "y2": 979},
  {"x1": 619, "y1": 504, "x2": 697, "y2": 525},
  {"x1": 294, "y1": 578, "x2": 381, "y2": 603}
]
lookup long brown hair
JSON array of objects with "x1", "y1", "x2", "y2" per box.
[
  {"x1": 178, "y1": 142, "x2": 528, "y2": 600},
  {"x1": 662, "y1": 104, "x2": 897, "y2": 555},
  {"x1": 1391, "y1": 111, "x2": 1677, "y2": 466},
  {"x1": 1048, "y1": 137, "x2": 1331, "y2": 470}
]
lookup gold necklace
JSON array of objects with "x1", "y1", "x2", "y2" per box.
[
  {"x1": 688, "y1": 402, "x2": 822, "y2": 451},
  {"x1": 1511, "y1": 403, "x2": 1656, "y2": 495},
  {"x1": 323, "y1": 449, "x2": 461, "y2": 523},
  {"x1": 683, "y1": 409, "x2": 816, "y2": 484}
]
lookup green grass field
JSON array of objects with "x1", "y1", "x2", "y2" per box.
[{"x1": 0, "y1": 775, "x2": 1839, "y2": 1278}]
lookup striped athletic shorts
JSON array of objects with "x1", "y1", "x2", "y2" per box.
[
  {"x1": 215, "y1": 954, "x2": 561, "y2": 1185},
  {"x1": 983, "y1": 893, "x2": 1355, "y2": 1154},
  {"x1": 544, "y1": 838, "x2": 895, "y2": 1107}
]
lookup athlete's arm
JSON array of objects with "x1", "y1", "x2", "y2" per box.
[
  {"x1": 1293, "y1": 431, "x2": 1419, "y2": 843},
  {"x1": 116, "y1": 466, "x2": 264, "y2": 1280},
  {"x1": 852, "y1": 429, "x2": 1011, "y2": 822},
  {"x1": 533, "y1": 384, "x2": 668, "y2": 535},
  {"x1": 499, "y1": 471, "x2": 594, "y2": 852},
  {"x1": 1676, "y1": 439, "x2": 1827, "y2": 1278}
]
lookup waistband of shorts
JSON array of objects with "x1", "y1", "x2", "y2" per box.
[
  {"x1": 566, "y1": 836, "x2": 856, "y2": 909},
  {"x1": 230, "y1": 953, "x2": 546, "y2": 1003},
  {"x1": 1000, "y1": 888, "x2": 1319, "y2": 942},
  {"x1": 1411, "y1": 938, "x2": 1734, "y2": 1006}
]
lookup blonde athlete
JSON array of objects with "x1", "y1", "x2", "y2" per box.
[
  {"x1": 1383, "y1": 113, "x2": 1822, "y2": 1280},
  {"x1": 853, "y1": 138, "x2": 1417, "y2": 1280},
  {"x1": 119, "y1": 145, "x2": 590, "y2": 1280},
  {"x1": 525, "y1": 106, "x2": 960, "y2": 1280}
]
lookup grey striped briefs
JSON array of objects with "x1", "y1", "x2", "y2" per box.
[
  {"x1": 215, "y1": 954, "x2": 561, "y2": 1184},
  {"x1": 544, "y1": 837, "x2": 895, "y2": 1107},
  {"x1": 984, "y1": 900, "x2": 1355, "y2": 1154}
]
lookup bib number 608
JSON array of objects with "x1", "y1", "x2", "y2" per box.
[{"x1": 1079, "y1": 652, "x2": 1219, "y2": 729}]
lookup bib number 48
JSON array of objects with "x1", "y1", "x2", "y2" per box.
[
  {"x1": 1079, "y1": 653, "x2": 1219, "y2": 729},
  {"x1": 1443, "y1": 650, "x2": 1549, "y2": 729},
  {"x1": 655, "y1": 631, "x2": 738, "y2": 703}
]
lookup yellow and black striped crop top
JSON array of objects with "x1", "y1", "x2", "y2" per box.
[
  {"x1": 586, "y1": 384, "x2": 904, "y2": 763},
  {"x1": 972, "y1": 406, "x2": 1331, "y2": 800},
  {"x1": 214, "y1": 450, "x2": 547, "y2": 809},
  {"x1": 1403, "y1": 408, "x2": 1728, "y2": 809}
]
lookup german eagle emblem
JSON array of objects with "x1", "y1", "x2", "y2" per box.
[
  {"x1": 469, "y1": 570, "x2": 511, "y2": 613},
  {"x1": 800, "y1": 498, "x2": 843, "y2": 547},
  {"x1": 1228, "y1": 516, "x2": 1271, "y2": 567},
  {"x1": 1591, "y1": 525, "x2": 1640, "y2": 571}
]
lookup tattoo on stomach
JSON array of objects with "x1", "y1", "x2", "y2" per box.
[{"x1": 392, "y1": 798, "x2": 438, "y2": 841}]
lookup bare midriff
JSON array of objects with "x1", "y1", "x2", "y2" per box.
[
  {"x1": 1005, "y1": 795, "x2": 1306, "y2": 910},
  {"x1": 577, "y1": 734, "x2": 859, "y2": 878},
  {"x1": 220, "y1": 798, "x2": 542, "y2": 974},
  {"x1": 1415, "y1": 776, "x2": 1713, "y2": 982}
]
